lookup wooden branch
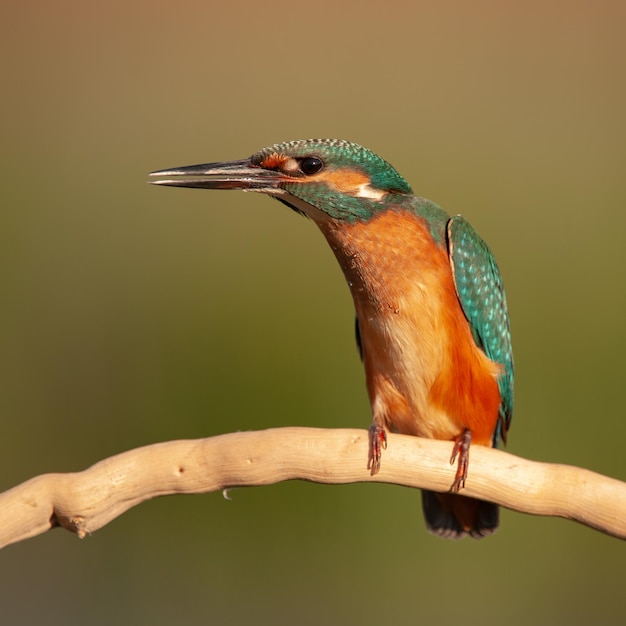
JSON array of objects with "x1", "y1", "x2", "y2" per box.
[{"x1": 0, "y1": 427, "x2": 624, "y2": 549}]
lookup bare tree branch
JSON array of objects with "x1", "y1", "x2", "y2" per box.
[{"x1": 0, "y1": 427, "x2": 624, "y2": 549}]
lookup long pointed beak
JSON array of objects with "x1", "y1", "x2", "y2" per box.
[{"x1": 149, "y1": 159, "x2": 286, "y2": 191}]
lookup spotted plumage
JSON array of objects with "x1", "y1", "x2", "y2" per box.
[{"x1": 150, "y1": 139, "x2": 514, "y2": 539}]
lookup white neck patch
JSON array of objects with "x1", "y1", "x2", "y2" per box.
[{"x1": 354, "y1": 183, "x2": 386, "y2": 201}]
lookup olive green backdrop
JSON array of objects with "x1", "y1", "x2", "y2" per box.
[{"x1": 1, "y1": 1, "x2": 624, "y2": 624}]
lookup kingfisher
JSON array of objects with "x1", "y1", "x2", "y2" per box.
[{"x1": 150, "y1": 139, "x2": 514, "y2": 539}]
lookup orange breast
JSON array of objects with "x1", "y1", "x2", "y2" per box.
[{"x1": 319, "y1": 209, "x2": 501, "y2": 445}]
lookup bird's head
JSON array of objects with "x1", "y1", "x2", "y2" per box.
[{"x1": 150, "y1": 139, "x2": 413, "y2": 223}]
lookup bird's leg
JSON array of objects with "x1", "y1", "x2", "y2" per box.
[
  {"x1": 449, "y1": 428, "x2": 472, "y2": 492},
  {"x1": 367, "y1": 424, "x2": 388, "y2": 475}
]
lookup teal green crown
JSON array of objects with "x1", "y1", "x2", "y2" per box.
[{"x1": 252, "y1": 139, "x2": 413, "y2": 195}]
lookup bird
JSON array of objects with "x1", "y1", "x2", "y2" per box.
[{"x1": 150, "y1": 139, "x2": 514, "y2": 539}]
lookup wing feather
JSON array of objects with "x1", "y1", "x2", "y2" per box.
[{"x1": 446, "y1": 216, "x2": 514, "y2": 444}]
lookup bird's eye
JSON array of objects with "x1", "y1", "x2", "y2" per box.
[{"x1": 299, "y1": 157, "x2": 324, "y2": 175}]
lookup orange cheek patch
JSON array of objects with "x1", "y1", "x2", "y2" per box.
[{"x1": 315, "y1": 167, "x2": 372, "y2": 195}]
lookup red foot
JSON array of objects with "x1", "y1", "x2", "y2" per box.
[
  {"x1": 368, "y1": 424, "x2": 388, "y2": 475},
  {"x1": 449, "y1": 429, "x2": 472, "y2": 492}
]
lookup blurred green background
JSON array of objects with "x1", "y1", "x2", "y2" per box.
[{"x1": 1, "y1": 1, "x2": 625, "y2": 624}]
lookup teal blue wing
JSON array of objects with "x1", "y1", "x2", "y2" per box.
[{"x1": 446, "y1": 216, "x2": 514, "y2": 445}]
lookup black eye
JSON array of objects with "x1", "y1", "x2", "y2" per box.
[{"x1": 299, "y1": 157, "x2": 324, "y2": 175}]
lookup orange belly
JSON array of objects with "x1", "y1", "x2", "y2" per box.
[{"x1": 320, "y1": 208, "x2": 501, "y2": 446}]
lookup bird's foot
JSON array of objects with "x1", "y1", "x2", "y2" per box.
[
  {"x1": 449, "y1": 429, "x2": 472, "y2": 492},
  {"x1": 367, "y1": 424, "x2": 387, "y2": 475}
]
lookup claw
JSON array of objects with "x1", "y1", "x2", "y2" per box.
[
  {"x1": 368, "y1": 424, "x2": 388, "y2": 475},
  {"x1": 449, "y1": 429, "x2": 472, "y2": 492}
]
